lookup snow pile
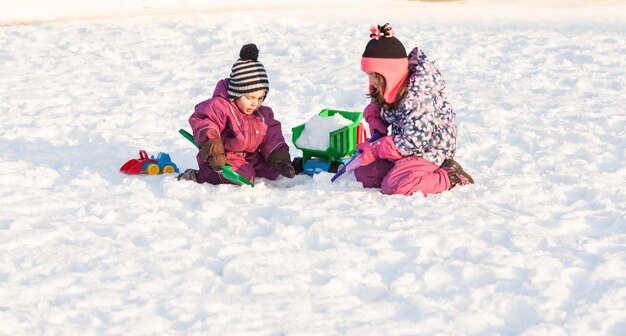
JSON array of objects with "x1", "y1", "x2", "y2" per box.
[{"x1": 295, "y1": 113, "x2": 354, "y2": 150}]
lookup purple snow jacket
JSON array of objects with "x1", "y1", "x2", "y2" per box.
[{"x1": 188, "y1": 79, "x2": 289, "y2": 184}]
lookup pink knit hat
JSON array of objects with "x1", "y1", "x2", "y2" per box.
[{"x1": 361, "y1": 23, "x2": 409, "y2": 104}]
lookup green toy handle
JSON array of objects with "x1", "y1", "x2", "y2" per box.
[
  {"x1": 179, "y1": 129, "x2": 199, "y2": 148},
  {"x1": 178, "y1": 129, "x2": 254, "y2": 187}
]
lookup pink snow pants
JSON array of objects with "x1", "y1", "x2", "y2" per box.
[
  {"x1": 354, "y1": 156, "x2": 450, "y2": 196},
  {"x1": 196, "y1": 151, "x2": 279, "y2": 185}
]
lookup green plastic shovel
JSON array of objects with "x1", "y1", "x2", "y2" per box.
[{"x1": 178, "y1": 129, "x2": 254, "y2": 187}]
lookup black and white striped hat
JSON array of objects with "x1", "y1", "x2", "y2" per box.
[{"x1": 227, "y1": 43, "x2": 269, "y2": 101}]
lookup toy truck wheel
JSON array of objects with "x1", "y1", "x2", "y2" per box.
[
  {"x1": 329, "y1": 161, "x2": 343, "y2": 174},
  {"x1": 146, "y1": 163, "x2": 160, "y2": 175},
  {"x1": 292, "y1": 157, "x2": 304, "y2": 175},
  {"x1": 162, "y1": 165, "x2": 175, "y2": 174}
]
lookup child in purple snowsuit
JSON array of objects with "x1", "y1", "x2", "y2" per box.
[
  {"x1": 355, "y1": 23, "x2": 474, "y2": 196},
  {"x1": 177, "y1": 44, "x2": 295, "y2": 185}
]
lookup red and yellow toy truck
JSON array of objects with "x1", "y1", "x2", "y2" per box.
[{"x1": 120, "y1": 150, "x2": 179, "y2": 175}]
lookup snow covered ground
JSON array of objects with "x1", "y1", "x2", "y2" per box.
[{"x1": 1, "y1": 0, "x2": 625, "y2": 334}]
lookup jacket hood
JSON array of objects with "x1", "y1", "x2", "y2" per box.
[
  {"x1": 212, "y1": 78, "x2": 230, "y2": 100},
  {"x1": 408, "y1": 47, "x2": 446, "y2": 92}
]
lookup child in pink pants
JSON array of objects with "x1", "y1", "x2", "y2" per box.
[{"x1": 355, "y1": 23, "x2": 474, "y2": 196}]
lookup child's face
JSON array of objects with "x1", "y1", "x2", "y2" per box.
[
  {"x1": 235, "y1": 90, "x2": 266, "y2": 115},
  {"x1": 367, "y1": 72, "x2": 382, "y2": 88}
]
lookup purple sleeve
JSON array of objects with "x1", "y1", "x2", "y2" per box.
[
  {"x1": 258, "y1": 107, "x2": 289, "y2": 160},
  {"x1": 363, "y1": 101, "x2": 385, "y2": 125},
  {"x1": 363, "y1": 101, "x2": 389, "y2": 135},
  {"x1": 188, "y1": 99, "x2": 228, "y2": 148}
]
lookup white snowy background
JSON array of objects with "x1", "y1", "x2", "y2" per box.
[{"x1": 1, "y1": 0, "x2": 625, "y2": 335}]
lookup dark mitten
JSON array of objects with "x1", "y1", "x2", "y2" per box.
[
  {"x1": 200, "y1": 138, "x2": 226, "y2": 170},
  {"x1": 268, "y1": 149, "x2": 295, "y2": 178}
]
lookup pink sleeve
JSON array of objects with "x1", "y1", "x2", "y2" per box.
[{"x1": 188, "y1": 99, "x2": 228, "y2": 148}]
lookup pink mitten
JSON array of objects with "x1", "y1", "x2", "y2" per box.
[
  {"x1": 356, "y1": 141, "x2": 377, "y2": 166},
  {"x1": 373, "y1": 136, "x2": 403, "y2": 160},
  {"x1": 356, "y1": 136, "x2": 403, "y2": 166}
]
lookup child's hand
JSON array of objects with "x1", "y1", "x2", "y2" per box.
[
  {"x1": 201, "y1": 138, "x2": 227, "y2": 171},
  {"x1": 268, "y1": 149, "x2": 295, "y2": 178},
  {"x1": 356, "y1": 142, "x2": 377, "y2": 166},
  {"x1": 276, "y1": 161, "x2": 295, "y2": 178},
  {"x1": 207, "y1": 154, "x2": 227, "y2": 171},
  {"x1": 356, "y1": 136, "x2": 403, "y2": 166}
]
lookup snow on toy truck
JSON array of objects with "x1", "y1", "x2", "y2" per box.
[
  {"x1": 120, "y1": 150, "x2": 180, "y2": 175},
  {"x1": 292, "y1": 109, "x2": 367, "y2": 175}
]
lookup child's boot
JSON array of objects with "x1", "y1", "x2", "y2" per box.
[{"x1": 442, "y1": 159, "x2": 474, "y2": 189}]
